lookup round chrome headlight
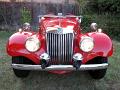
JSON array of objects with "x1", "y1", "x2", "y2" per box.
[
  {"x1": 80, "y1": 37, "x2": 94, "y2": 52},
  {"x1": 25, "y1": 37, "x2": 40, "y2": 52}
]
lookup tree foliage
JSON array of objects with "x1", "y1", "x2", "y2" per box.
[
  {"x1": 88, "y1": 0, "x2": 120, "y2": 14},
  {"x1": 77, "y1": 0, "x2": 89, "y2": 14},
  {"x1": 20, "y1": 7, "x2": 32, "y2": 24}
]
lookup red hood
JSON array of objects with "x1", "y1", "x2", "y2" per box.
[{"x1": 40, "y1": 17, "x2": 80, "y2": 34}]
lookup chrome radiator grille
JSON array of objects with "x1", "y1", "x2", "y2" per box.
[{"x1": 46, "y1": 33, "x2": 74, "y2": 65}]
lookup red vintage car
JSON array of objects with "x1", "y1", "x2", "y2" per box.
[{"x1": 7, "y1": 14, "x2": 113, "y2": 79}]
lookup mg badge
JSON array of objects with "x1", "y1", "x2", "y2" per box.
[{"x1": 57, "y1": 27, "x2": 63, "y2": 34}]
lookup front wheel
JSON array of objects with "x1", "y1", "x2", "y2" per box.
[
  {"x1": 12, "y1": 56, "x2": 32, "y2": 78},
  {"x1": 88, "y1": 57, "x2": 108, "y2": 79},
  {"x1": 88, "y1": 69, "x2": 107, "y2": 79}
]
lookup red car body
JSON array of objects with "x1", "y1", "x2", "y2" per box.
[{"x1": 7, "y1": 15, "x2": 113, "y2": 75}]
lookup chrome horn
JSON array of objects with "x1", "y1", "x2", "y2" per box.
[
  {"x1": 23, "y1": 22, "x2": 31, "y2": 31},
  {"x1": 90, "y1": 23, "x2": 98, "y2": 31}
]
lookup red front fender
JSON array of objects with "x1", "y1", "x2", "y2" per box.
[
  {"x1": 74, "y1": 32, "x2": 113, "y2": 64},
  {"x1": 89, "y1": 32, "x2": 113, "y2": 56},
  {"x1": 6, "y1": 31, "x2": 46, "y2": 64}
]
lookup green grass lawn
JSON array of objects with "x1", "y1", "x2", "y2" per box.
[{"x1": 0, "y1": 31, "x2": 120, "y2": 90}]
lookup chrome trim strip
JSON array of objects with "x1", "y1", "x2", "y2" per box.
[{"x1": 12, "y1": 63, "x2": 108, "y2": 71}]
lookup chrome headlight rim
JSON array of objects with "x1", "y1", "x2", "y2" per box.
[
  {"x1": 80, "y1": 36, "x2": 94, "y2": 52},
  {"x1": 25, "y1": 37, "x2": 40, "y2": 52}
]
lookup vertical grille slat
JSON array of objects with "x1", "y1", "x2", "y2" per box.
[
  {"x1": 65, "y1": 34, "x2": 67, "y2": 63},
  {"x1": 47, "y1": 33, "x2": 73, "y2": 65}
]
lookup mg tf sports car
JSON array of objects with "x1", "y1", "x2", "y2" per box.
[{"x1": 7, "y1": 14, "x2": 113, "y2": 79}]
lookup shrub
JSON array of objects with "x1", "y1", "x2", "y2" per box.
[
  {"x1": 81, "y1": 14, "x2": 120, "y2": 40},
  {"x1": 81, "y1": 15, "x2": 93, "y2": 32},
  {"x1": 20, "y1": 7, "x2": 32, "y2": 24}
]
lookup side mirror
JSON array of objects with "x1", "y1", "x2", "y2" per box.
[
  {"x1": 78, "y1": 18, "x2": 82, "y2": 23},
  {"x1": 90, "y1": 23, "x2": 98, "y2": 31}
]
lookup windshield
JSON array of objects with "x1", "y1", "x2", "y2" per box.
[{"x1": 44, "y1": 2, "x2": 79, "y2": 15}]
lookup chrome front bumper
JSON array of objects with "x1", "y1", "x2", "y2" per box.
[{"x1": 12, "y1": 63, "x2": 108, "y2": 71}]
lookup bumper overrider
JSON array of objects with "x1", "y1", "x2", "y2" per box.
[{"x1": 11, "y1": 53, "x2": 108, "y2": 71}]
